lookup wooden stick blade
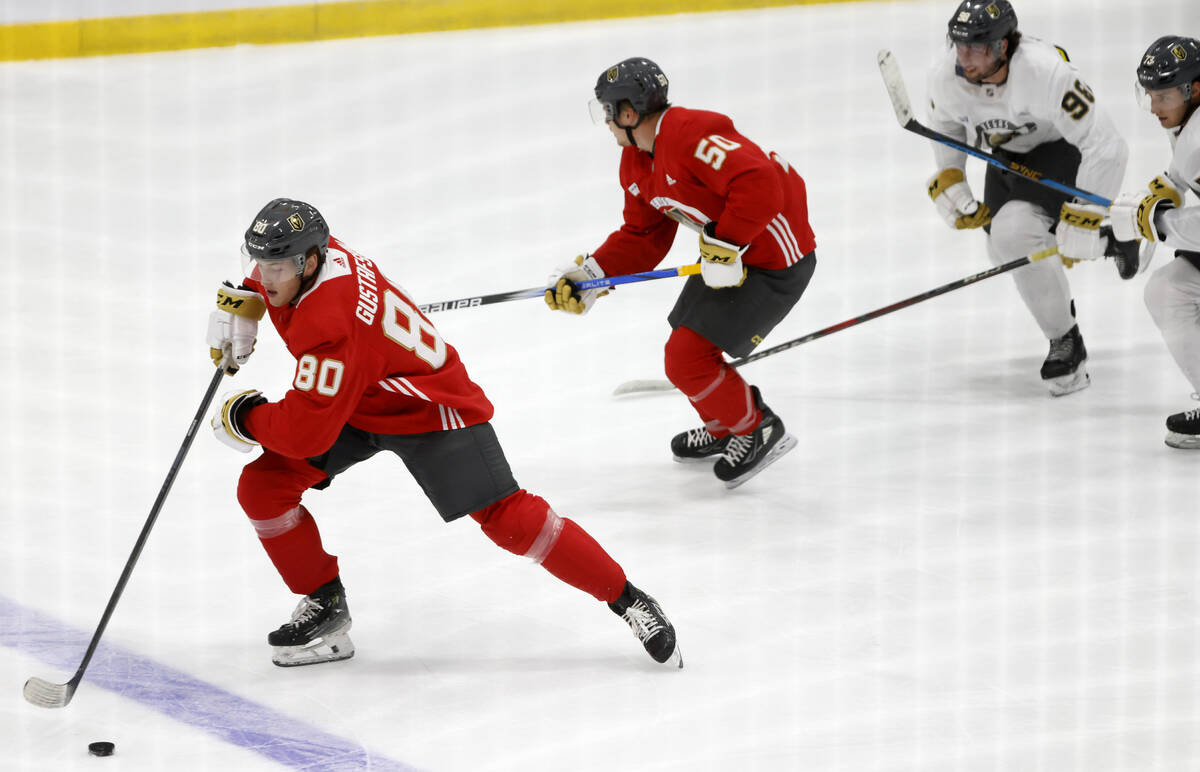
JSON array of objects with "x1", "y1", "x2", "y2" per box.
[
  {"x1": 877, "y1": 49, "x2": 915, "y2": 127},
  {"x1": 23, "y1": 676, "x2": 75, "y2": 708}
]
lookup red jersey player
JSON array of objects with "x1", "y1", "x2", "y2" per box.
[
  {"x1": 546, "y1": 58, "x2": 818, "y2": 488},
  {"x1": 206, "y1": 198, "x2": 681, "y2": 668}
]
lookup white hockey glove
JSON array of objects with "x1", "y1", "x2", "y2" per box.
[
  {"x1": 1055, "y1": 200, "x2": 1107, "y2": 263},
  {"x1": 211, "y1": 389, "x2": 266, "y2": 453},
  {"x1": 208, "y1": 282, "x2": 267, "y2": 374},
  {"x1": 698, "y1": 221, "x2": 748, "y2": 288},
  {"x1": 545, "y1": 255, "x2": 609, "y2": 315},
  {"x1": 927, "y1": 168, "x2": 992, "y2": 230},
  {"x1": 1109, "y1": 174, "x2": 1183, "y2": 243}
]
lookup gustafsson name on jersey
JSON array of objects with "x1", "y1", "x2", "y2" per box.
[{"x1": 353, "y1": 254, "x2": 380, "y2": 325}]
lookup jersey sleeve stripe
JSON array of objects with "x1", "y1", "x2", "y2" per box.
[
  {"x1": 766, "y1": 215, "x2": 803, "y2": 266},
  {"x1": 396, "y1": 377, "x2": 431, "y2": 401},
  {"x1": 765, "y1": 222, "x2": 794, "y2": 265}
]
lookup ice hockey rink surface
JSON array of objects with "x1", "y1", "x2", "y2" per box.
[{"x1": 2, "y1": 0, "x2": 1198, "y2": 769}]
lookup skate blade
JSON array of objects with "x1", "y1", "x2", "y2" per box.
[
  {"x1": 723, "y1": 433, "x2": 798, "y2": 489},
  {"x1": 662, "y1": 646, "x2": 683, "y2": 669},
  {"x1": 1045, "y1": 367, "x2": 1090, "y2": 397},
  {"x1": 1165, "y1": 432, "x2": 1200, "y2": 449},
  {"x1": 272, "y1": 630, "x2": 356, "y2": 667},
  {"x1": 672, "y1": 454, "x2": 720, "y2": 464}
]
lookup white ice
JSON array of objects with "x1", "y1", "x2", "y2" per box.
[{"x1": 3, "y1": 0, "x2": 1199, "y2": 770}]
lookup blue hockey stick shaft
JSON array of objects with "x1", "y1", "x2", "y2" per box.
[{"x1": 419, "y1": 264, "x2": 700, "y2": 313}]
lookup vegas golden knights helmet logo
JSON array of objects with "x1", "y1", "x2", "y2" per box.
[
  {"x1": 1171, "y1": 44, "x2": 1188, "y2": 63},
  {"x1": 287, "y1": 213, "x2": 305, "y2": 231},
  {"x1": 606, "y1": 66, "x2": 619, "y2": 83},
  {"x1": 985, "y1": 3, "x2": 1000, "y2": 19}
]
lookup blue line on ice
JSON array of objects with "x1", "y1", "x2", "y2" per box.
[{"x1": 0, "y1": 595, "x2": 420, "y2": 771}]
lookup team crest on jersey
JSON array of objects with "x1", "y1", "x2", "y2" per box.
[
  {"x1": 975, "y1": 118, "x2": 1037, "y2": 148},
  {"x1": 287, "y1": 213, "x2": 305, "y2": 231}
]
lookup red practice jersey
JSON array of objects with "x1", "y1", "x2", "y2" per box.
[
  {"x1": 592, "y1": 106, "x2": 816, "y2": 276},
  {"x1": 242, "y1": 237, "x2": 495, "y2": 459}
]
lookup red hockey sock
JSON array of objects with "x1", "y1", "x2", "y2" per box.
[
  {"x1": 664, "y1": 325, "x2": 761, "y2": 435},
  {"x1": 252, "y1": 506, "x2": 340, "y2": 595},
  {"x1": 539, "y1": 518, "x2": 627, "y2": 604},
  {"x1": 238, "y1": 452, "x2": 339, "y2": 595},
  {"x1": 472, "y1": 490, "x2": 626, "y2": 603}
]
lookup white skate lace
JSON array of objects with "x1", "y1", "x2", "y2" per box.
[
  {"x1": 286, "y1": 596, "x2": 324, "y2": 627},
  {"x1": 1182, "y1": 407, "x2": 1200, "y2": 422},
  {"x1": 721, "y1": 433, "x2": 754, "y2": 465},
  {"x1": 684, "y1": 427, "x2": 717, "y2": 448},
  {"x1": 621, "y1": 600, "x2": 664, "y2": 641}
]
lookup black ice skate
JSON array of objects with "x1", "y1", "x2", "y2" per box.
[
  {"x1": 1165, "y1": 405, "x2": 1200, "y2": 449},
  {"x1": 1040, "y1": 324, "x2": 1089, "y2": 397},
  {"x1": 670, "y1": 426, "x2": 730, "y2": 462},
  {"x1": 609, "y1": 582, "x2": 682, "y2": 669},
  {"x1": 268, "y1": 576, "x2": 355, "y2": 667},
  {"x1": 713, "y1": 386, "x2": 797, "y2": 488}
]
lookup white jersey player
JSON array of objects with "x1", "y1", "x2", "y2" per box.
[
  {"x1": 1110, "y1": 36, "x2": 1200, "y2": 448},
  {"x1": 924, "y1": 0, "x2": 1127, "y2": 395}
]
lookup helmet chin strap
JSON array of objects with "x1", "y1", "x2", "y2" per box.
[
  {"x1": 291, "y1": 252, "x2": 323, "y2": 304},
  {"x1": 621, "y1": 112, "x2": 647, "y2": 148},
  {"x1": 1185, "y1": 84, "x2": 1200, "y2": 125}
]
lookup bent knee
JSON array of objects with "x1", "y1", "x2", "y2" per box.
[
  {"x1": 988, "y1": 201, "x2": 1054, "y2": 260},
  {"x1": 472, "y1": 490, "x2": 562, "y2": 561},
  {"x1": 236, "y1": 454, "x2": 323, "y2": 520}
]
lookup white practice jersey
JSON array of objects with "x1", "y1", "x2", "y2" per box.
[
  {"x1": 926, "y1": 37, "x2": 1127, "y2": 200},
  {"x1": 1158, "y1": 115, "x2": 1200, "y2": 251}
]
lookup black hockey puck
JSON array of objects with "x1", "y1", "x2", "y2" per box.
[{"x1": 87, "y1": 741, "x2": 115, "y2": 757}]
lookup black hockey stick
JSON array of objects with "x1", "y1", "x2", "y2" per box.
[
  {"x1": 23, "y1": 367, "x2": 226, "y2": 708},
  {"x1": 613, "y1": 247, "x2": 1059, "y2": 394},
  {"x1": 418, "y1": 264, "x2": 701, "y2": 314},
  {"x1": 877, "y1": 49, "x2": 1112, "y2": 207}
]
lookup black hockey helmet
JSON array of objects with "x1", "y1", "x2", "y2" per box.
[
  {"x1": 1137, "y1": 36, "x2": 1200, "y2": 92},
  {"x1": 243, "y1": 198, "x2": 329, "y2": 277},
  {"x1": 947, "y1": 0, "x2": 1018, "y2": 46},
  {"x1": 593, "y1": 57, "x2": 670, "y2": 123}
]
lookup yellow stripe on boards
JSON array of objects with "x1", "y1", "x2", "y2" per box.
[{"x1": 0, "y1": 0, "x2": 883, "y2": 61}]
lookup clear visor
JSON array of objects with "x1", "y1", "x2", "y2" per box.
[
  {"x1": 1136, "y1": 82, "x2": 1191, "y2": 113},
  {"x1": 240, "y1": 243, "x2": 303, "y2": 283},
  {"x1": 953, "y1": 40, "x2": 1002, "y2": 59},
  {"x1": 588, "y1": 98, "x2": 614, "y2": 125}
]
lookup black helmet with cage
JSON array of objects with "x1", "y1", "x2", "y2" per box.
[
  {"x1": 243, "y1": 198, "x2": 330, "y2": 278},
  {"x1": 592, "y1": 57, "x2": 670, "y2": 127}
]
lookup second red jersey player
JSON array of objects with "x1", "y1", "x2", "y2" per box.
[{"x1": 547, "y1": 57, "x2": 818, "y2": 488}]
